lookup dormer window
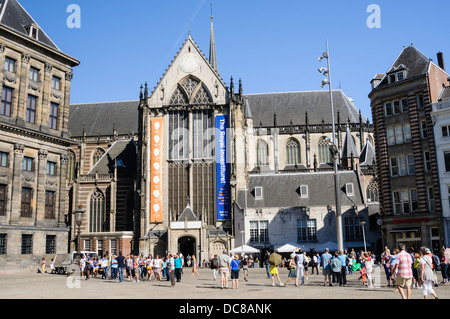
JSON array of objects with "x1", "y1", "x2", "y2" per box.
[
  {"x1": 396, "y1": 71, "x2": 404, "y2": 81},
  {"x1": 25, "y1": 24, "x2": 39, "y2": 40}
]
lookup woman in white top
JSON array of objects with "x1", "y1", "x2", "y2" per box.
[
  {"x1": 419, "y1": 247, "x2": 439, "y2": 299},
  {"x1": 153, "y1": 255, "x2": 162, "y2": 281}
]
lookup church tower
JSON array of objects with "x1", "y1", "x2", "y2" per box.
[{"x1": 136, "y1": 10, "x2": 245, "y2": 261}]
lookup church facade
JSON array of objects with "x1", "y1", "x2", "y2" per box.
[{"x1": 67, "y1": 18, "x2": 380, "y2": 262}]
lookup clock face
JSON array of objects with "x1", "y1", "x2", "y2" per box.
[{"x1": 179, "y1": 53, "x2": 199, "y2": 73}]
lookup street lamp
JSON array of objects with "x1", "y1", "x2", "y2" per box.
[
  {"x1": 240, "y1": 230, "x2": 245, "y2": 256},
  {"x1": 360, "y1": 221, "x2": 367, "y2": 252},
  {"x1": 318, "y1": 40, "x2": 344, "y2": 252},
  {"x1": 72, "y1": 207, "x2": 85, "y2": 263}
]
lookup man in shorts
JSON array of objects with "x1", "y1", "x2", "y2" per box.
[
  {"x1": 218, "y1": 250, "x2": 231, "y2": 289},
  {"x1": 392, "y1": 243, "x2": 413, "y2": 299},
  {"x1": 321, "y1": 248, "x2": 333, "y2": 286}
]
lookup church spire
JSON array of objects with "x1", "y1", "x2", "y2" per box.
[{"x1": 209, "y1": 1, "x2": 218, "y2": 72}]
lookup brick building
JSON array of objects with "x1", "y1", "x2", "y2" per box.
[{"x1": 369, "y1": 45, "x2": 450, "y2": 252}]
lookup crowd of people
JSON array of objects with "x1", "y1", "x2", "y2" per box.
[
  {"x1": 260, "y1": 243, "x2": 450, "y2": 299},
  {"x1": 69, "y1": 243, "x2": 450, "y2": 298}
]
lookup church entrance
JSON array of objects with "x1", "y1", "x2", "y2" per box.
[{"x1": 178, "y1": 236, "x2": 196, "y2": 265}]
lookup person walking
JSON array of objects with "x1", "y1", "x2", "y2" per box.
[
  {"x1": 264, "y1": 251, "x2": 271, "y2": 279},
  {"x1": 242, "y1": 255, "x2": 249, "y2": 282},
  {"x1": 330, "y1": 252, "x2": 341, "y2": 286},
  {"x1": 362, "y1": 252, "x2": 374, "y2": 288},
  {"x1": 269, "y1": 261, "x2": 285, "y2": 287},
  {"x1": 391, "y1": 244, "x2": 413, "y2": 299},
  {"x1": 321, "y1": 248, "x2": 333, "y2": 286},
  {"x1": 381, "y1": 247, "x2": 392, "y2": 286},
  {"x1": 41, "y1": 258, "x2": 46, "y2": 273},
  {"x1": 218, "y1": 250, "x2": 231, "y2": 289},
  {"x1": 174, "y1": 253, "x2": 183, "y2": 282},
  {"x1": 154, "y1": 255, "x2": 162, "y2": 281},
  {"x1": 295, "y1": 249, "x2": 305, "y2": 286},
  {"x1": 110, "y1": 254, "x2": 118, "y2": 279},
  {"x1": 337, "y1": 250, "x2": 348, "y2": 286},
  {"x1": 230, "y1": 254, "x2": 240, "y2": 289},
  {"x1": 311, "y1": 253, "x2": 319, "y2": 275},
  {"x1": 191, "y1": 255, "x2": 200, "y2": 277},
  {"x1": 167, "y1": 253, "x2": 176, "y2": 287},
  {"x1": 440, "y1": 248, "x2": 448, "y2": 285},
  {"x1": 419, "y1": 247, "x2": 439, "y2": 299},
  {"x1": 101, "y1": 255, "x2": 109, "y2": 279},
  {"x1": 284, "y1": 253, "x2": 298, "y2": 286},
  {"x1": 210, "y1": 254, "x2": 219, "y2": 281},
  {"x1": 116, "y1": 251, "x2": 126, "y2": 283}
]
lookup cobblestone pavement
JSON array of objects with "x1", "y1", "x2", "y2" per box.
[{"x1": 0, "y1": 265, "x2": 449, "y2": 300}]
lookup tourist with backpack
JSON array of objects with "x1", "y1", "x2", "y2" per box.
[{"x1": 210, "y1": 254, "x2": 219, "y2": 281}]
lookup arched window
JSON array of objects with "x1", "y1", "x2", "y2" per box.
[
  {"x1": 366, "y1": 179, "x2": 379, "y2": 203},
  {"x1": 192, "y1": 83, "x2": 213, "y2": 104},
  {"x1": 90, "y1": 190, "x2": 105, "y2": 233},
  {"x1": 318, "y1": 138, "x2": 332, "y2": 164},
  {"x1": 286, "y1": 138, "x2": 301, "y2": 165},
  {"x1": 256, "y1": 139, "x2": 268, "y2": 166},
  {"x1": 92, "y1": 148, "x2": 105, "y2": 168}
]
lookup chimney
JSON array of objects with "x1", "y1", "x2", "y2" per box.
[{"x1": 437, "y1": 52, "x2": 445, "y2": 71}]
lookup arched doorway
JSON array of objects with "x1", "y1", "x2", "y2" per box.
[{"x1": 178, "y1": 236, "x2": 196, "y2": 263}]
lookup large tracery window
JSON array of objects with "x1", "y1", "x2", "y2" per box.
[
  {"x1": 168, "y1": 111, "x2": 189, "y2": 160},
  {"x1": 169, "y1": 77, "x2": 213, "y2": 105},
  {"x1": 92, "y1": 148, "x2": 105, "y2": 168},
  {"x1": 318, "y1": 137, "x2": 332, "y2": 164},
  {"x1": 366, "y1": 178, "x2": 379, "y2": 203},
  {"x1": 256, "y1": 139, "x2": 269, "y2": 166},
  {"x1": 193, "y1": 109, "x2": 214, "y2": 159},
  {"x1": 90, "y1": 190, "x2": 105, "y2": 233},
  {"x1": 192, "y1": 84, "x2": 213, "y2": 104},
  {"x1": 286, "y1": 138, "x2": 301, "y2": 165}
]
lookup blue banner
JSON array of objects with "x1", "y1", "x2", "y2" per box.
[{"x1": 216, "y1": 115, "x2": 231, "y2": 221}]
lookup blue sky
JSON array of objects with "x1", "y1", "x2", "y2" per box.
[{"x1": 20, "y1": 0, "x2": 450, "y2": 122}]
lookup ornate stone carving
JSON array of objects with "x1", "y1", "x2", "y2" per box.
[
  {"x1": 28, "y1": 80, "x2": 42, "y2": 92},
  {"x1": 65, "y1": 71, "x2": 73, "y2": 82},
  {"x1": 44, "y1": 62, "x2": 53, "y2": 73},
  {"x1": 60, "y1": 154, "x2": 69, "y2": 165},
  {"x1": 21, "y1": 53, "x2": 30, "y2": 64},
  {"x1": 2, "y1": 70, "x2": 16, "y2": 84},
  {"x1": 38, "y1": 148, "x2": 48, "y2": 159},
  {"x1": 14, "y1": 143, "x2": 24, "y2": 154},
  {"x1": 0, "y1": 42, "x2": 5, "y2": 54}
]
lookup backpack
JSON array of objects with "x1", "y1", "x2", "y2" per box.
[
  {"x1": 432, "y1": 254, "x2": 441, "y2": 270},
  {"x1": 210, "y1": 258, "x2": 218, "y2": 269}
]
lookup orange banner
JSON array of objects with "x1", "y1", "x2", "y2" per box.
[{"x1": 150, "y1": 118, "x2": 163, "y2": 223}]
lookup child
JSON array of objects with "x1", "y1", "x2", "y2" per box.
[
  {"x1": 360, "y1": 265, "x2": 367, "y2": 286},
  {"x1": 41, "y1": 258, "x2": 46, "y2": 273}
]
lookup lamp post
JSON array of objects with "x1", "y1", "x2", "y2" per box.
[
  {"x1": 360, "y1": 221, "x2": 367, "y2": 252},
  {"x1": 318, "y1": 40, "x2": 344, "y2": 252},
  {"x1": 72, "y1": 207, "x2": 85, "y2": 266},
  {"x1": 241, "y1": 230, "x2": 245, "y2": 256}
]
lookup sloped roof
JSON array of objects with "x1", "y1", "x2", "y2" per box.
[
  {"x1": 177, "y1": 204, "x2": 199, "y2": 222},
  {"x1": 341, "y1": 124, "x2": 358, "y2": 159},
  {"x1": 244, "y1": 90, "x2": 364, "y2": 127},
  {"x1": 359, "y1": 139, "x2": 376, "y2": 166},
  {"x1": 377, "y1": 45, "x2": 431, "y2": 87},
  {"x1": 439, "y1": 86, "x2": 450, "y2": 101},
  {"x1": 88, "y1": 139, "x2": 136, "y2": 176},
  {"x1": 69, "y1": 101, "x2": 139, "y2": 137},
  {"x1": 237, "y1": 170, "x2": 364, "y2": 209},
  {"x1": 0, "y1": 0, "x2": 59, "y2": 50}
]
